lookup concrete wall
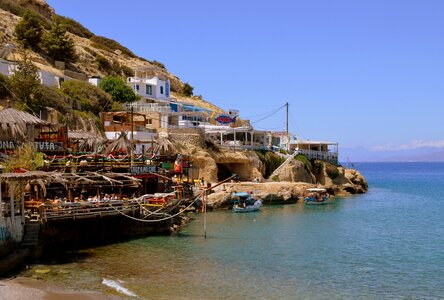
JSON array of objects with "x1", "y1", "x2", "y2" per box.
[{"x1": 0, "y1": 216, "x2": 24, "y2": 244}]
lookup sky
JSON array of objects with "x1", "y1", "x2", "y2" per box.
[{"x1": 46, "y1": 0, "x2": 444, "y2": 155}]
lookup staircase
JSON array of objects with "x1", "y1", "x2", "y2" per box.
[
  {"x1": 269, "y1": 150, "x2": 299, "y2": 179},
  {"x1": 20, "y1": 221, "x2": 41, "y2": 250}
]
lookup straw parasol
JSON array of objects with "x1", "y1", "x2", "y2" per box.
[
  {"x1": 68, "y1": 130, "x2": 105, "y2": 152},
  {"x1": 153, "y1": 137, "x2": 177, "y2": 156},
  {"x1": 102, "y1": 131, "x2": 134, "y2": 155}
]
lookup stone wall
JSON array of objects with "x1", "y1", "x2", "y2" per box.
[{"x1": 162, "y1": 127, "x2": 205, "y2": 148}]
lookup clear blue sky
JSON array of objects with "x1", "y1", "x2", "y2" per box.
[{"x1": 47, "y1": 0, "x2": 444, "y2": 150}]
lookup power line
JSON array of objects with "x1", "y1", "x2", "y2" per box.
[{"x1": 250, "y1": 103, "x2": 286, "y2": 125}]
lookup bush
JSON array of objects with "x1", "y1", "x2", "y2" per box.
[
  {"x1": 43, "y1": 17, "x2": 76, "y2": 62},
  {"x1": 39, "y1": 85, "x2": 70, "y2": 114},
  {"x1": 91, "y1": 36, "x2": 137, "y2": 58},
  {"x1": 57, "y1": 15, "x2": 93, "y2": 38},
  {"x1": 8, "y1": 55, "x2": 43, "y2": 113},
  {"x1": 14, "y1": 9, "x2": 43, "y2": 50},
  {"x1": 0, "y1": 0, "x2": 25, "y2": 17},
  {"x1": 255, "y1": 150, "x2": 285, "y2": 178},
  {"x1": 99, "y1": 76, "x2": 137, "y2": 103},
  {"x1": 151, "y1": 60, "x2": 165, "y2": 69},
  {"x1": 295, "y1": 154, "x2": 312, "y2": 172},
  {"x1": 326, "y1": 164, "x2": 340, "y2": 179},
  {"x1": 95, "y1": 54, "x2": 112, "y2": 73},
  {"x1": 2, "y1": 144, "x2": 44, "y2": 172},
  {"x1": 61, "y1": 80, "x2": 112, "y2": 115},
  {"x1": 182, "y1": 82, "x2": 194, "y2": 97},
  {"x1": 121, "y1": 64, "x2": 134, "y2": 78},
  {"x1": 0, "y1": 74, "x2": 11, "y2": 98}
]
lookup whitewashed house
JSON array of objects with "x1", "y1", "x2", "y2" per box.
[{"x1": 127, "y1": 75, "x2": 170, "y2": 102}]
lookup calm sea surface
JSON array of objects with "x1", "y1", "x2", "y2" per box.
[{"x1": 23, "y1": 163, "x2": 444, "y2": 299}]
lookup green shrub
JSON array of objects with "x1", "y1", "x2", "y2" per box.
[
  {"x1": 0, "y1": 74, "x2": 11, "y2": 98},
  {"x1": 121, "y1": 64, "x2": 134, "y2": 78},
  {"x1": 0, "y1": 0, "x2": 25, "y2": 16},
  {"x1": 43, "y1": 17, "x2": 76, "y2": 62},
  {"x1": 14, "y1": 9, "x2": 43, "y2": 50},
  {"x1": 91, "y1": 36, "x2": 137, "y2": 58},
  {"x1": 99, "y1": 76, "x2": 137, "y2": 103},
  {"x1": 295, "y1": 154, "x2": 312, "y2": 172},
  {"x1": 326, "y1": 164, "x2": 340, "y2": 179},
  {"x1": 57, "y1": 15, "x2": 93, "y2": 38},
  {"x1": 182, "y1": 82, "x2": 194, "y2": 96},
  {"x1": 95, "y1": 54, "x2": 112, "y2": 72},
  {"x1": 151, "y1": 60, "x2": 165, "y2": 69},
  {"x1": 39, "y1": 85, "x2": 70, "y2": 114},
  {"x1": 255, "y1": 150, "x2": 285, "y2": 178},
  {"x1": 8, "y1": 55, "x2": 43, "y2": 113},
  {"x1": 61, "y1": 80, "x2": 112, "y2": 115}
]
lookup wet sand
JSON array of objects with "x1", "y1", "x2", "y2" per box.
[{"x1": 0, "y1": 277, "x2": 118, "y2": 300}]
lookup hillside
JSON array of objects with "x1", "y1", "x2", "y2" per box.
[{"x1": 0, "y1": 0, "x2": 226, "y2": 115}]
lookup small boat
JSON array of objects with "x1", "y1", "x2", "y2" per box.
[
  {"x1": 232, "y1": 192, "x2": 262, "y2": 212},
  {"x1": 304, "y1": 188, "x2": 329, "y2": 205}
]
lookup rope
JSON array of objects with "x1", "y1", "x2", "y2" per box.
[{"x1": 106, "y1": 191, "x2": 203, "y2": 223}]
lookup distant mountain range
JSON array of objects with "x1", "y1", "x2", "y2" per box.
[{"x1": 340, "y1": 147, "x2": 444, "y2": 163}]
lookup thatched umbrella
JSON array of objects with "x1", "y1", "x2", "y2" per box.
[
  {"x1": 153, "y1": 137, "x2": 177, "y2": 156},
  {"x1": 68, "y1": 130, "x2": 105, "y2": 152},
  {"x1": 0, "y1": 106, "x2": 48, "y2": 141},
  {"x1": 102, "y1": 131, "x2": 134, "y2": 155}
]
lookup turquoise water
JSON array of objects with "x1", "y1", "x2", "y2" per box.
[{"x1": 25, "y1": 163, "x2": 444, "y2": 299}]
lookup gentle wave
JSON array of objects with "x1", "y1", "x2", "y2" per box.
[{"x1": 102, "y1": 278, "x2": 138, "y2": 297}]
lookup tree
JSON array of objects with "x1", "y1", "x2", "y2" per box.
[
  {"x1": 182, "y1": 82, "x2": 194, "y2": 97},
  {"x1": 0, "y1": 74, "x2": 11, "y2": 98},
  {"x1": 99, "y1": 76, "x2": 138, "y2": 103},
  {"x1": 61, "y1": 80, "x2": 112, "y2": 115},
  {"x1": 8, "y1": 54, "x2": 43, "y2": 113},
  {"x1": 14, "y1": 10, "x2": 43, "y2": 50},
  {"x1": 43, "y1": 17, "x2": 75, "y2": 61}
]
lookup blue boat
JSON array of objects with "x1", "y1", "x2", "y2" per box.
[
  {"x1": 304, "y1": 188, "x2": 329, "y2": 205},
  {"x1": 232, "y1": 192, "x2": 262, "y2": 212}
]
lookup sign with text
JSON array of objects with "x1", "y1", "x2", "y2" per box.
[
  {"x1": 0, "y1": 141, "x2": 64, "y2": 151},
  {"x1": 130, "y1": 165, "x2": 157, "y2": 174}
]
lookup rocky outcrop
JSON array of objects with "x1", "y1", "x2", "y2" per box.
[
  {"x1": 278, "y1": 161, "x2": 315, "y2": 183},
  {"x1": 189, "y1": 149, "x2": 265, "y2": 183},
  {"x1": 206, "y1": 182, "x2": 313, "y2": 208}
]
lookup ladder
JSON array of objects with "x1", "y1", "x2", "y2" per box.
[{"x1": 269, "y1": 150, "x2": 299, "y2": 179}]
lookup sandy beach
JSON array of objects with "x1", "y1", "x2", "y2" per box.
[{"x1": 0, "y1": 277, "x2": 118, "y2": 300}]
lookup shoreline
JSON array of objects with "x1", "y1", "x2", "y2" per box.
[{"x1": 0, "y1": 277, "x2": 118, "y2": 300}]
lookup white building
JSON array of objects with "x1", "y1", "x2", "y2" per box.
[
  {"x1": 0, "y1": 59, "x2": 69, "y2": 88},
  {"x1": 127, "y1": 75, "x2": 170, "y2": 102}
]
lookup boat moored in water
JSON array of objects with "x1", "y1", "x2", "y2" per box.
[
  {"x1": 232, "y1": 192, "x2": 262, "y2": 212},
  {"x1": 304, "y1": 188, "x2": 329, "y2": 205}
]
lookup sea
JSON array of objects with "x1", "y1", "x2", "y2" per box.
[{"x1": 21, "y1": 163, "x2": 444, "y2": 299}]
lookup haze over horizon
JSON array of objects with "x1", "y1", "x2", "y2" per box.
[{"x1": 46, "y1": 0, "x2": 444, "y2": 161}]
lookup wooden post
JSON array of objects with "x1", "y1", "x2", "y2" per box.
[
  {"x1": 10, "y1": 182, "x2": 15, "y2": 236},
  {"x1": 203, "y1": 189, "x2": 207, "y2": 239},
  {"x1": 20, "y1": 181, "x2": 25, "y2": 224},
  {"x1": 0, "y1": 178, "x2": 2, "y2": 217}
]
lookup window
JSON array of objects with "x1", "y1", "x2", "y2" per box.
[
  {"x1": 145, "y1": 85, "x2": 152, "y2": 95},
  {"x1": 147, "y1": 119, "x2": 152, "y2": 124},
  {"x1": 160, "y1": 86, "x2": 164, "y2": 94},
  {"x1": 135, "y1": 84, "x2": 140, "y2": 91}
]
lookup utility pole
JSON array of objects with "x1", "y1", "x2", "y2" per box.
[{"x1": 286, "y1": 102, "x2": 289, "y2": 151}]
